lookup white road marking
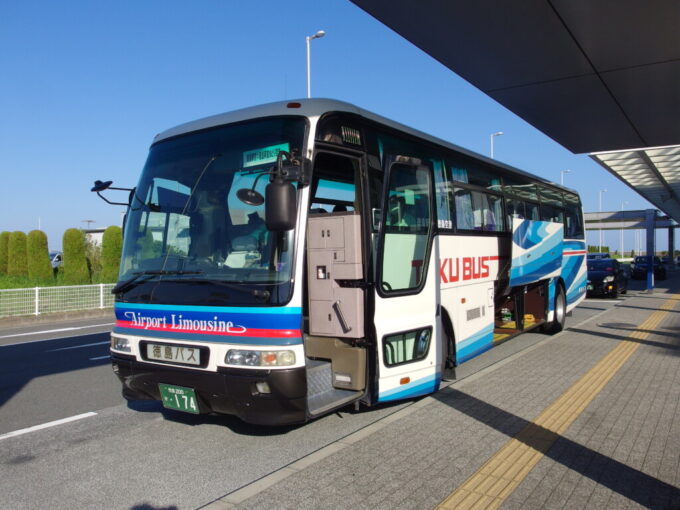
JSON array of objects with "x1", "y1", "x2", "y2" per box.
[
  {"x1": 0, "y1": 412, "x2": 97, "y2": 441},
  {"x1": 0, "y1": 327, "x2": 77, "y2": 339},
  {"x1": 0, "y1": 323, "x2": 114, "y2": 340},
  {"x1": 0, "y1": 324, "x2": 114, "y2": 347},
  {"x1": 47, "y1": 340, "x2": 110, "y2": 352},
  {"x1": 89, "y1": 355, "x2": 110, "y2": 361}
]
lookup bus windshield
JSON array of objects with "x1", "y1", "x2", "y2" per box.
[{"x1": 119, "y1": 117, "x2": 307, "y2": 297}]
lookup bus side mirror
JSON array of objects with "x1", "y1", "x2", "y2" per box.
[{"x1": 265, "y1": 178, "x2": 297, "y2": 231}]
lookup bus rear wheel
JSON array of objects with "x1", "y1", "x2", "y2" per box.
[{"x1": 543, "y1": 285, "x2": 566, "y2": 335}]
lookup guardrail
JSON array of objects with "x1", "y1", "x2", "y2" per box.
[{"x1": 0, "y1": 283, "x2": 116, "y2": 318}]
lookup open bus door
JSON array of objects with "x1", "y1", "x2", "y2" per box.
[
  {"x1": 304, "y1": 152, "x2": 369, "y2": 417},
  {"x1": 373, "y1": 160, "x2": 441, "y2": 403}
]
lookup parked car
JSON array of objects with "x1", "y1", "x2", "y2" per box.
[
  {"x1": 587, "y1": 252, "x2": 610, "y2": 260},
  {"x1": 49, "y1": 251, "x2": 63, "y2": 272},
  {"x1": 661, "y1": 256, "x2": 672, "y2": 265},
  {"x1": 631, "y1": 256, "x2": 667, "y2": 280},
  {"x1": 587, "y1": 258, "x2": 628, "y2": 298}
]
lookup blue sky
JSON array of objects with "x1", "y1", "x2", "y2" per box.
[{"x1": 0, "y1": 0, "x2": 666, "y2": 252}]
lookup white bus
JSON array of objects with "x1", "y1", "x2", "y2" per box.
[{"x1": 100, "y1": 99, "x2": 587, "y2": 425}]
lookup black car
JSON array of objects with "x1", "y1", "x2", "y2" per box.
[
  {"x1": 631, "y1": 256, "x2": 667, "y2": 280},
  {"x1": 587, "y1": 258, "x2": 628, "y2": 298},
  {"x1": 587, "y1": 252, "x2": 610, "y2": 260}
]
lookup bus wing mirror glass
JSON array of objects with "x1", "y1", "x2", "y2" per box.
[{"x1": 265, "y1": 180, "x2": 297, "y2": 231}]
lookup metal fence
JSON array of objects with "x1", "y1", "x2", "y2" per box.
[{"x1": 0, "y1": 284, "x2": 116, "y2": 318}]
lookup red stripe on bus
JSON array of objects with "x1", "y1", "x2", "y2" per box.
[{"x1": 115, "y1": 320, "x2": 302, "y2": 338}]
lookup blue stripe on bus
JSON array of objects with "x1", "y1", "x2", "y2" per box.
[
  {"x1": 457, "y1": 323, "x2": 494, "y2": 363},
  {"x1": 378, "y1": 373, "x2": 440, "y2": 402},
  {"x1": 115, "y1": 304, "x2": 303, "y2": 331},
  {"x1": 513, "y1": 220, "x2": 551, "y2": 250}
]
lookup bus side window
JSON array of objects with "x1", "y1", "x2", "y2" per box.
[
  {"x1": 564, "y1": 199, "x2": 584, "y2": 239},
  {"x1": 525, "y1": 202, "x2": 540, "y2": 221},
  {"x1": 454, "y1": 188, "x2": 475, "y2": 230},
  {"x1": 506, "y1": 198, "x2": 524, "y2": 230},
  {"x1": 484, "y1": 193, "x2": 504, "y2": 232}
]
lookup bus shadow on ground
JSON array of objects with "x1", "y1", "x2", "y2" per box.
[
  {"x1": 127, "y1": 388, "x2": 412, "y2": 435},
  {"x1": 0, "y1": 333, "x2": 111, "y2": 408},
  {"x1": 432, "y1": 388, "x2": 680, "y2": 509},
  {"x1": 127, "y1": 399, "x2": 302, "y2": 436}
]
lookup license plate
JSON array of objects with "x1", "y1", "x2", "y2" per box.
[
  {"x1": 587, "y1": 284, "x2": 593, "y2": 290},
  {"x1": 147, "y1": 343, "x2": 200, "y2": 366},
  {"x1": 159, "y1": 384, "x2": 199, "y2": 414}
]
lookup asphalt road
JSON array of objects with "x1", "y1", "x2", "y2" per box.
[{"x1": 0, "y1": 279, "x2": 660, "y2": 510}]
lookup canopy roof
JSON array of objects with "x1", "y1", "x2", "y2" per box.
[
  {"x1": 591, "y1": 145, "x2": 680, "y2": 221},
  {"x1": 350, "y1": 0, "x2": 680, "y2": 155}
]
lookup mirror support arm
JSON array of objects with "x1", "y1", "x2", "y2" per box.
[{"x1": 95, "y1": 191, "x2": 129, "y2": 206}]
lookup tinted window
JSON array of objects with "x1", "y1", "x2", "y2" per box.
[
  {"x1": 453, "y1": 188, "x2": 504, "y2": 232},
  {"x1": 588, "y1": 260, "x2": 615, "y2": 271}
]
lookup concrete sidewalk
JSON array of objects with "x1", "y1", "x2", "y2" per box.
[{"x1": 204, "y1": 286, "x2": 680, "y2": 510}]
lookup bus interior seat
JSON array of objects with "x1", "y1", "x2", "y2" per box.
[
  {"x1": 225, "y1": 235, "x2": 259, "y2": 268},
  {"x1": 332, "y1": 204, "x2": 347, "y2": 212}
]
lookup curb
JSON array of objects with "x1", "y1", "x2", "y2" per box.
[{"x1": 0, "y1": 308, "x2": 114, "y2": 328}]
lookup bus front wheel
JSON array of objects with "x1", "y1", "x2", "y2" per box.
[{"x1": 543, "y1": 285, "x2": 566, "y2": 335}]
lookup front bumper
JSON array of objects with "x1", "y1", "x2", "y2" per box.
[
  {"x1": 587, "y1": 281, "x2": 617, "y2": 296},
  {"x1": 111, "y1": 354, "x2": 307, "y2": 426}
]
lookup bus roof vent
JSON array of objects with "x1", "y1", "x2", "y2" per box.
[{"x1": 341, "y1": 126, "x2": 361, "y2": 146}]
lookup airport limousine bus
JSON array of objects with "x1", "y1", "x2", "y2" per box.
[{"x1": 103, "y1": 99, "x2": 587, "y2": 425}]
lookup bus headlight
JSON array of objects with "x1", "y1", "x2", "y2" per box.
[
  {"x1": 111, "y1": 335, "x2": 131, "y2": 353},
  {"x1": 603, "y1": 275, "x2": 615, "y2": 283},
  {"x1": 225, "y1": 349, "x2": 296, "y2": 367}
]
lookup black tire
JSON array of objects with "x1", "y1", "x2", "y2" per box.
[
  {"x1": 543, "y1": 285, "x2": 566, "y2": 335},
  {"x1": 441, "y1": 317, "x2": 456, "y2": 381}
]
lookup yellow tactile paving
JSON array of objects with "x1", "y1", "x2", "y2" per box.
[{"x1": 437, "y1": 294, "x2": 680, "y2": 510}]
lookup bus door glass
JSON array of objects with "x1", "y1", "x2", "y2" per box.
[{"x1": 374, "y1": 161, "x2": 439, "y2": 402}]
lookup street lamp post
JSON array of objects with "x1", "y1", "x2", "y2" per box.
[
  {"x1": 560, "y1": 169, "x2": 571, "y2": 186},
  {"x1": 306, "y1": 30, "x2": 325, "y2": 99},
  {"x1": 598, "y1": 189, "x2": 607, "y2": 252},
  {"x1": 490, "y1": 131, "x2": 503, "y2": 158},
  {"x1": 620, "y1": 201, "x2": 628, "y2": 257}
]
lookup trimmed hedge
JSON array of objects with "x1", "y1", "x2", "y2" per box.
[
  {"x1": 101, "y1": 226, "x2": 123, "y2": 283},
  {"x1": 0, "y1": 231, "x2": 9, "y2": 275},
  {"x1": 8, "y1": 231, "x2": 28, "y2": 277},
  {"x1": 27, "y1": 230, "x2": 54, "y2": 283},
  {"x1": 62, "y1": 228, "x2": 91, "y2": 284}
]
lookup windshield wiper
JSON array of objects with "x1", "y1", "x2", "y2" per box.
[
  {"x1": 112, "y1": 270, "x2": 204, "y2": 295},
  {"x1": 179, "y1": 278, "x2": 271, "y2": 300}
]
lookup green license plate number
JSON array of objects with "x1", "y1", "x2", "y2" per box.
[{"x1": 159, "y1": 384, "x2": 199, "y2": 414}]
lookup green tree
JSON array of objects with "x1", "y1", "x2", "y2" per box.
[
  {"x1": 27, "y1": 230, "x2": 53, "y2": 283},
  {"x1": 0, "y1": 231, "x2": 10, "y2": 275},
  {"x1": 101, "y1": 226, "x2": 123, "y2": 283},
  {"x1": 62, "y1": 228, "x2": 91, "y2": 284},
  {"x1": 7, "y1": 231, "x2": 28, "y2": 277},
  {"x1": 86, "y1": 239, "x2": 102, "y2": 283}
]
